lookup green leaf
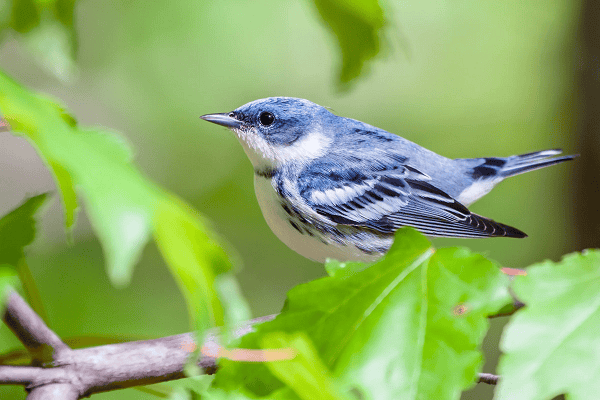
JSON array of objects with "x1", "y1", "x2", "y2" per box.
[
  {"x1": 0, "y1": 70, "x2": 249, "y2": 332},
  {"x1": 154, "y1": 195, "x2": 232, "y2": 331},
  {"x1": 261, "y1": 332, "x2": 351, "y2": 400},
  {"x1": 0, "y1": 193, "x2": 48, "y2": 339},
  {"x1": 160, "y1": 375, "x2": 215, "y2": 400},
  {"x1": 324, "y1": 258, "x2": 367, "y2": 278},
  {"x1": 496, "y1": 250, "x2": 600, "y2": 400},
  {"x1": 311, "y1": 0, "x2": 386, "y2": 87},
  {"x1": 9, "y1": 0, "x2": 39, "y2": 34},
  {"x1": 4, "y1": 0, "x2": 78, "y2": 81},
  {"x1": 216, "y1": 228, "x2": 511, "y2": 399},
  {"x1": 0, "y1": 193, "x2": 48, "y2": 267},
  {"x1": 215, "y1": 273, "x2": 253, "y2": 344}
]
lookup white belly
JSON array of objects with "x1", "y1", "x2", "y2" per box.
[{"x1": 254, "y1": 176, "x2": 383, "y2": 263}]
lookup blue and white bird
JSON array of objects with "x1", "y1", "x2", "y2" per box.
[{"x1": 201, "y1": 97, "x2": 576, "y2": 263}]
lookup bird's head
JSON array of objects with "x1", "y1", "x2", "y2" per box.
[{"x1": 201, "y1": 97, "x2": 335, "y2": 169}]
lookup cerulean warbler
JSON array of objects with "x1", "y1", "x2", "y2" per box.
[{"x1": 201, "y1": 97, "x2": 575, "y2": 263}]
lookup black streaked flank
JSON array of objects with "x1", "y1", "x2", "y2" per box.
[{"x1": 288, "y1": 220, "x2": 302, "y2": 233}]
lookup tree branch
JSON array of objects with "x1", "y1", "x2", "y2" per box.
[
  {"x1": 3, "y1": 291, "x2": 69, "y2": 364},
  {"x1": 1, "y1": 290, "x2": 498, "y2": 398}
]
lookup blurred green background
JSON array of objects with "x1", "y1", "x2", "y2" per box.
[{"x1": 1, "y1": 0, "x2": 596, "y2": 398}]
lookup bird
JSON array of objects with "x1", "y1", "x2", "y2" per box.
[{"x1": 200, "y1": 97, "x2": 576, "y2": 263}]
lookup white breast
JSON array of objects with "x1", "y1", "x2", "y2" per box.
[{"x1": 253, "y1": 175, "x2": 382, "y2": 263}]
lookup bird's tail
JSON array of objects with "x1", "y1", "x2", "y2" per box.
[{"x1": 499, "y1": 149, "x2": 578, "y2": 178}]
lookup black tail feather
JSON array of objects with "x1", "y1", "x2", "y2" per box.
[{"x1": 500, "y1": 150, "x2": 578, "y2": 178}]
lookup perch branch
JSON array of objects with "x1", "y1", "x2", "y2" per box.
[{"x1": 2, "y1": 290, "x2": 498, "y2": 398}]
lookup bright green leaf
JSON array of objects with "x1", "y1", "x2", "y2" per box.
[
  {"x1": 154, "y1": 194, "x2": 231, "y2": 330},
  {"x1": 216, "y1": 228, "x2": 511, "y2": 399},
  {"x1": 48, "y1": 160, "x2": 78, "y2": 232},
  {"x1": 216, "y1": 273, "x2": 253, "y2": 344},
  {"x1": 0, "y1": 70, "x2": 247, "y2": 332},
  {"x1": 261, "y1": 332, "x2": 351, "y2": 400},
  {"x1": 311, "y1": 0, "x2": 386, "y2": 87},
  {"x1": 201, "y1": 387, "x2": 265, "y2": 400},
  {"x1": 0, "y1": 193, "x2": 48, "y2": 267},
  {"x1": 324, "y1": 258, "x2": 367, "y2": 278},
  {"x1": 497, "y1": 250, "x2": 600, "y2": 400}
]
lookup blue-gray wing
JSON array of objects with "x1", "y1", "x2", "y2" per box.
[{"x1": 297, "y1": 161, "x2": 526, "y2": 238}]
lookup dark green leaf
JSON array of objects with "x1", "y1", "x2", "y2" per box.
[
  {"x1": 497, "y1": 250, "x2": 600, "y2": 400},
  {"x1": 9, "y1": 0, "x2": 39, "y2": 33},
  {"x1": 216, "y1": 228, "x2": 511, "y2": 399},
  {"x1": 0, "y1": 194, "x2": 48, "y2": 267},
  {"x1": 312, "y1": 0, "x2": 386, "y2": 87}
]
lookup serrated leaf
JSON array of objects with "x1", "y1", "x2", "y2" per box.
[
  {"x1": 311, "y1": 0, "x2": 386, "y2": 87},
  {"x1": 0, "y1": 71, "x2": 249, "y2": 332},
  {"x1": 497, "y1": 250, "x2": 600, "y2": 400},
  {"x1": 216, "y1": 228, "x2": 511, "y2": 399},
  {"x1": 0, "y1": 194, "x2": 48, "y2": 267}
]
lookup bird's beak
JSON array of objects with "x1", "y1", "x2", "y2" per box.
[{"x1": 200, "y1": 113, "x2": 242, "y2": 129}]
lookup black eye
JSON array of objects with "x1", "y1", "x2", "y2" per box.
[{"x1": 259, "y1": 112, "x2": 275, "y2": 126}]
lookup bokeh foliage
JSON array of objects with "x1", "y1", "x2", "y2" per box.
[
  {"x1": 0, "y1": 0, "x2": 592, "y2": 399},
  {"x1": 1, "y1": 0, "x2": 77, "y2": 81}
]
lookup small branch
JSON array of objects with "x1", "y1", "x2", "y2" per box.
[
  {"x1": 3, "y1": 291, "x2": 70, "y2": 364},
  {"x1": 0, "y1": 366, "x2": 45, "y2": 385},
  {"x1": 478, "y1": 373, "x2": 499, "y2": 385}
]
